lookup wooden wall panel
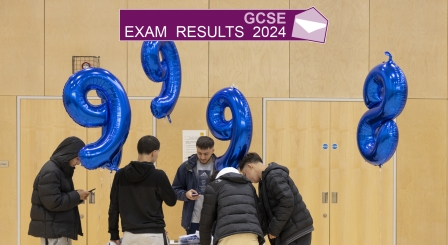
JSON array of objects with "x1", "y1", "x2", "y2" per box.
[
  {"x1": 396, "y1": 99, "x2": 446, "y2": 245},
  {"x1": 127, "y1": 0, "x2": 209, "y2": 97},
  {"x1": 45, "y1": 0, "x2": 127, "y2": 96},
  {"x1": 210, "y1": 0, "x2": 288, "y2": 9},
  {"x1": 20, "y1": 99, "x2": 87, "y2": 245},
  {"x1": 211, "y1": 98, "x2": 263, "y2": 161},
  {"x1": 329, "y1": 102, "x2": 393, "y2": 245},
  {"x1": 289, "y1": 0, "x2": 369, "y2": 98},
  {"x1": 266, "y1": 101, "x2": 331, "y2": 245},
  {"x1": 209, "y1": 41, "x2": 289, "y2": 98},
  {"x1": 210, "y1": 0, "x2": 289, "y2": 98},
  {"x1": 370, "y1": 0, "x2": 447, "y2": 99},
  {"x1": 0, "y1": 1, "x2": 44, "y2": 95},
  {"x1": 0, "y1": 97, "x2": 17, "y2": 244},
  {"x1": 156, "y1": 98, "x2": 209, "y2": 240},
  {"x1": 86, "y1": 99, "x2": 154, "y2": 244}
]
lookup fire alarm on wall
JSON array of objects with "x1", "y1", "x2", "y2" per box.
[
  {"x1": 81, "y1": 62, "x2": 91, "y2": 69},
  {"x1": 72, "y1": 56, "x2": 100, "y2": 74}
]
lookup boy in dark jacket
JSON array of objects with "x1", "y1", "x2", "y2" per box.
[
  {"x1": 28, "y1": 136, "x2": 91, "y2": 245},
  {"x1": 239, "y1": 153, "x2": 313, "y2": 245},
  {"x1": 172, "y1": 136, "x2": 217, "y2": 235},
  {"x1": 199, "y1": 167, "x2": 265, "y2": 245},
  {"x1": 108, "y1": 135, "x2": 177, "y2": 245}
]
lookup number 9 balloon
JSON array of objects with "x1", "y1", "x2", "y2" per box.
[
  {"x1": 63, "y1": 68, "x2": 131, "y2": 171},
  {"x1": 207, "y1": 86, "x2": 253, "y2": 171},
  {"x1": 141, "y1": 41, "x2": 181, "y2": 123},
  {"x1": 96, "y1": 90, "x2": 124, "y2": 171},
  {"x1": 357, "y1": 51, "x2": 408, "y2": 167}
]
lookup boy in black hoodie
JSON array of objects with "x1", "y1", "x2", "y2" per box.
[
  {"x1": 239, "y1": 153, "x2": 313, "y2": 245},
  {"x1": 108, "y1": 135, "x2": 177, "y2": 245}
]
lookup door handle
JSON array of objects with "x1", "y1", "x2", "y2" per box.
[
  {"x1": 332, "y1": 192, "x2": 338, "y2": 203},
  {"x1": 322, "y1": 192, "x2": 328, "y2": 203},
  {"x1": 89, "y1": 191, "x2": 95, "y2": 204}
]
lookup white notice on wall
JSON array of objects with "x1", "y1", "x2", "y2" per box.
[{"x1": 182, "y1": 130, "x2": 207, "y2": 162}]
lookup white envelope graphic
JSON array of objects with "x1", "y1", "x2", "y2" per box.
[
  {"x1": 291, "y1": 7, "x2": 328, "y2": 43},
  {"x1": 295, "y1": 19, "x2": 327, "y2": 33}
]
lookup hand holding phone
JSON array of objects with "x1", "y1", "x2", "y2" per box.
[{"x1": 188, "y1": 189, "x2": 199, "y2": 200}]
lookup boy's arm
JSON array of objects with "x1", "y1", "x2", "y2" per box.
[
  {"x1": 38, "y1": 172, "x2": 80, "y2": 212},
  {"x1": 266, "y1": 172, "x2": 294, "y2": 237},
  {"x1": 108, "y1": 171, "x2": 121, "y2": 241},
  {"x1": 171, "y1": 164, "x2": 189, "y2": 201},
  {"x1": 158, "y1": 170, "x2": 177, "y2": 206},
  {"x1": 252, "y1": 185, "x2": 268, "y2": 234}
]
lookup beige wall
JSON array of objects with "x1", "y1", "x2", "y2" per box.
[{"x1": 0, "y1": 0, "x2": 446, "y2": 244}]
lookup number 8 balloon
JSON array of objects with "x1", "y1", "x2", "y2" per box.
[
  {"x1": 357, "y1": 51, "x2": 408, "y2": 167},
  {"x1": 63, "y1": 68, "x2": 131, "y2": 171},
  {"x1": 141, "y1": 41, "x2": 181, "y2": 123},
  {"x1": 207, "y1": 86, "x2": 253, "y2": 171}
]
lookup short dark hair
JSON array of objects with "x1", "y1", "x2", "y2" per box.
[
  {"x1": 238, "y1": 152, "x2": 263, "y2": 170},
  {"x1": 137, "y1": 135, "x2": 160, "y2": 154},
  {"x1": 196, "y1": 136, "x2": 214, "y2": 149}
]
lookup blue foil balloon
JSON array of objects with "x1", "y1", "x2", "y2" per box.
[
  {"x1": 141, "y1": 41, "x2": 181, "y2": 123},
  {"x1": 207, "y1": 86, "x2": 253, "y2": 170},
  {"x1": 63, "y1": 68, "x2": 131, "y2": 171},
  {"x1": 96, "y1": 90, "x2": 124, "y2": 171},
  {"x1": 357, "y1": 52, "x2": 408, "y2": 167}
]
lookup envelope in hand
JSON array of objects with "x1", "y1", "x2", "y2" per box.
[{"x1": 291, "y1": 7, "x2": 328, "y2": 43}]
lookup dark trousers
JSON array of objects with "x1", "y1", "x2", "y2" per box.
[
  {"x1": 186, "y1": 222, "x2": 200, "y2": 235},
  {"x1": 288, "y1": 232, "x2": 312, "y2": 245},
  {"x1": 186, "y1": 222, "x2": 217, "y2": 236}
]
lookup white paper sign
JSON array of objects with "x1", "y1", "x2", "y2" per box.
[{"x1": 182, "y1": 130, "x2": 207, "y2": 162}]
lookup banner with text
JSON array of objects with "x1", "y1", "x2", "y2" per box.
[{"x1": 120, "y1": 7, "x2": 328, "y2": 43}]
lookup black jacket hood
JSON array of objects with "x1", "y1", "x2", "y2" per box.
[
  {"x1": 219, "y1": 172, "x2": 251, "y2": 184},
  {"x1": 50, "y1": 136, "x2": 85, "y2": 168},
  {"x1": 263, "y1": 162, "x2": 290, "y2": 176},
  {"x1": 124, "y1": 161, "x2": 155, "y2": 183}
]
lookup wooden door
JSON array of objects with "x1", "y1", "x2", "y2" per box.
[
  {"x1": 329, "y1": 102, "x2": 393, "y2": 245},
  {"x1": 20, "y1": 99, "x2": 87, "y2": 245},
  {"x1": 266, "y1": 101, "x2": 331, "y2": 245},
  {"x1": 395, "y1": 99, "x2": 446, "y2": 245}
]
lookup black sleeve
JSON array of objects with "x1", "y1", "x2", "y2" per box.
[
  {"x1": 266, "y1": 172, "x2": 294, "y2": 237},
  {"x1": 157, "y1": 170, "x2": 177, "y2": 206},
  {"x1": 108, "y1": 170, "x2": 121, "y2": 240},
  {"x1": 38, "y1": 172, "x2": 80, "y2": 212},
  {"x1": 199, "y1": 184, "x2": 218, "y2": 245},
  {"x1": 251, "y1": 184, "x2": 268, "y2": 235}
]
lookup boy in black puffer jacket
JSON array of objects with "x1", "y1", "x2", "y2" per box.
[
  {"x1": 199, "y1": 167, "x2": 265, "y2": 245},
  {"x1": 239, "y1": 153, "x2": 313, "y2": 245},
  {"x1": 28, "y1": 136, "x2": 90, "y2": 245}
]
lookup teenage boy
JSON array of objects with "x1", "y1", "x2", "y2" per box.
[{"x1": 239, "y1": 152, "x2": 313, "y2": 245}]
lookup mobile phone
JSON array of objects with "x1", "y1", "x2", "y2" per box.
[
  {"x1": 191, "y1": 193, "x2": 198, "y2": 196},
  {"x1": 88, "y1": 188, "x2": 96, "y2": 192}
]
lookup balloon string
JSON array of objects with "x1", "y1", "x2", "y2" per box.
[
  {"x1": 380, "y1": 167, "x2": 382, "y2": 245},
  {"x1": 95, "y1": 168, "x2": 104, "y2": 245}
]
